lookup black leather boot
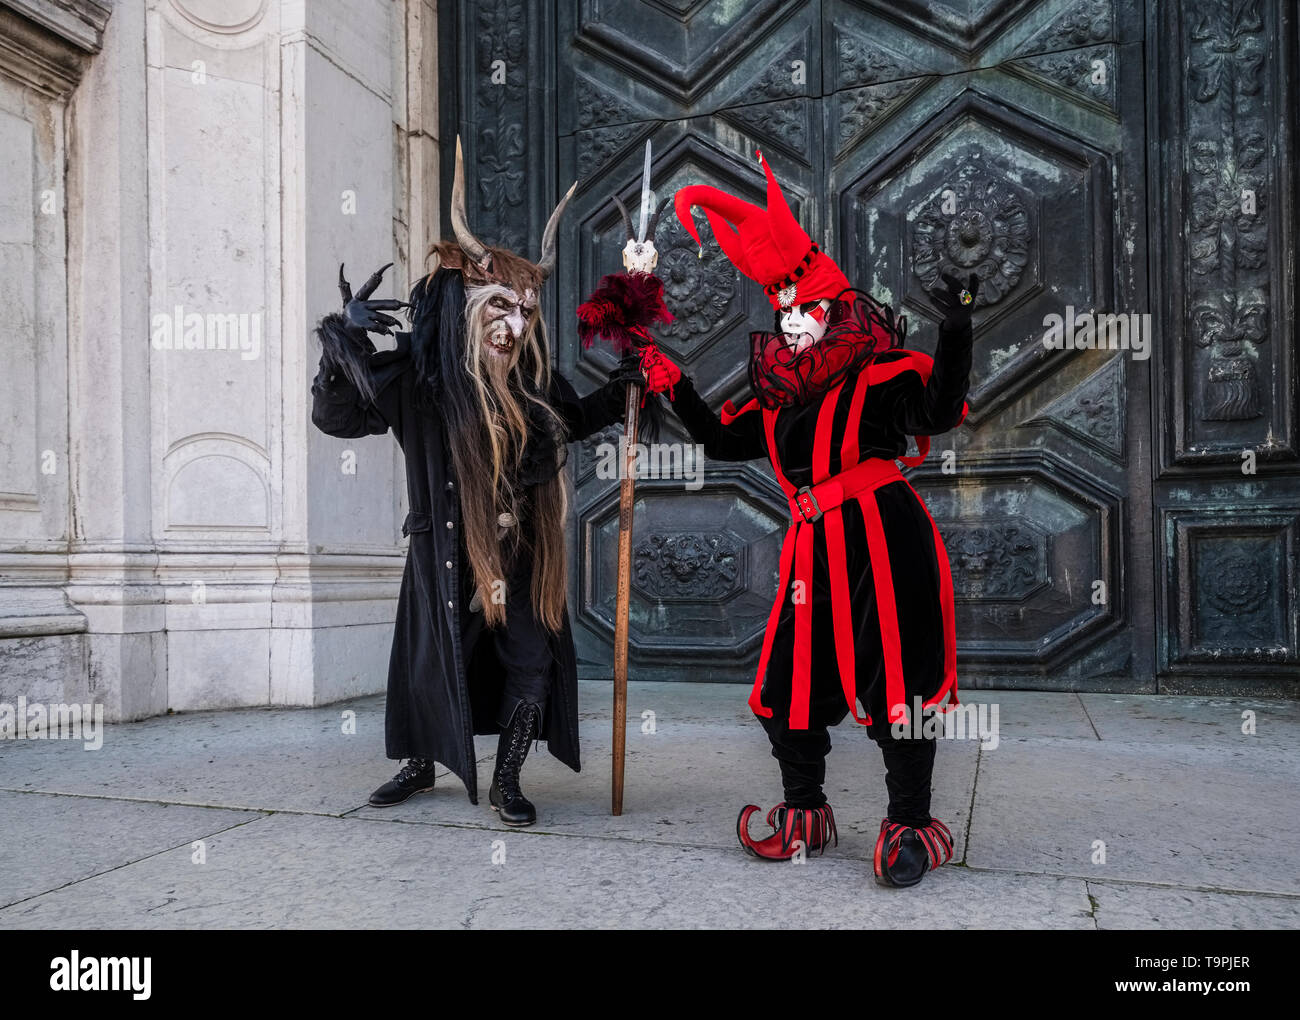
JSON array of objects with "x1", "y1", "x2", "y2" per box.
[
  {"x1": 489, "y1": 703, "x2": 540, "y2": 826},
  {"x1": 368, "y1": 758, "x2": 437, "y2": 807}
]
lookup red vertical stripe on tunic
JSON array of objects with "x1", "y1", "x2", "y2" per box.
[
  {"x1": 811, "y1": 383, "x2": 842, "y2": 485},
  {"x1": 859, "y1": 495, "x2": 909, "y2": 727},
  {"x1": 840, "y1": 371, "x2": 869, "y2": 468},
  {"x1": 764, "y1": 408, "x2": 796, "y2": 499},
  {"x1": 786, "y1": 385, "x2": 844, "y2": 729},
  {"x1": 790, "y1": 525, "x2": 815, "y2": 728},
  {"x1": 822, "y1": 505, "x2": 867, "y2": 725},
  {"x1": 832, "y1": 373, "x2": 872, "y2": 724},
  {"x1": 750, "y1": 408, "x2": 797, "y2": 718},
  {"x1": 749, "y1": 526, "x2": 793, "y2": 719},
  {"x1": 905, "y1": 479, "x2": 960, "y2": 710}
]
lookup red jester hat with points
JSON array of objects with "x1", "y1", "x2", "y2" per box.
[{"x1": 674, "y1": 151, "x2": 852, "y2": 311}]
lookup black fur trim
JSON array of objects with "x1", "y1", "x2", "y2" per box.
[{"x1": 315, "y1": 313, "x2": 377, "y2": 405}]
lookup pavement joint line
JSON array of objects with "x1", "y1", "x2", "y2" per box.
[
  {"x1": 961, "y1": 743, "x2": 982, "y2": 867},
  {"x1": 962, "y1": 863, "x2": 1300, "y2": 901},
  {"x1": 0, "y1": 814, "x2": 267, "y2": 915},
  {"x1": 324, "y1": 810, "x2": 750, "y2": 853},
  {"x1": 0, "y1": 785, "x2": 329, "y2": 818},
  {"x1": 1076, "y1": 693, "x2": 1103, "y2": 740}
]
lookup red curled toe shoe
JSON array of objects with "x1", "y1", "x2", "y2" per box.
[
  {"x1": 736, "y1": 802, "x2": 838, "y2": 861},
  {"x1": 873, "y1": 817, "x2": 954, "y2": 888}
]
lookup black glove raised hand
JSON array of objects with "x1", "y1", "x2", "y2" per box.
[
  {"x1": 928, "y1": 271, "x2": 980, "y2": 331},
  {"x1": 340, "y1": 262, "x2": 408, "y2": 335},
  {"x1": 607, "y1": 353, "x2": 646, "y2": 388}
]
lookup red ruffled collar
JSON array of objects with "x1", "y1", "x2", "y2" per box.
[{"x1": 748, "y1": 289, "x2": 906, "y2": 410}]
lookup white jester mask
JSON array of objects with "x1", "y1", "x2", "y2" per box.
[{"x1": 780, "y1": 299, "x2": 832, "y2": 354}]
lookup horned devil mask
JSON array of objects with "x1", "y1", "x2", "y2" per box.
[{"x1": 433, "y1": 137, "x2": 576, "y2": 373}]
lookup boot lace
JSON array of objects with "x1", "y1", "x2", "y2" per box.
[
  {"x1": 497, "y1": 705, "x2": 540, "y2": 799},
  {"x1": 396, "y1": 758, "x2": 430, "y2": 784}
]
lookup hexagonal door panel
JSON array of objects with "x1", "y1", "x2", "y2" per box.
[
  {"x1": 839, "y1": 91, "x2": 1114, "y2": 426},
  {"x1": 579, "y1": 480, "x2": 787, "y2": 678},
  {"x1": 911, "y1": 452, "x2": 1122, "y2": 675}
]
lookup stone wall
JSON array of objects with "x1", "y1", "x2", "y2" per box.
[{"x1": 0, "y1": 0, "x2": 437, "y2": 719}]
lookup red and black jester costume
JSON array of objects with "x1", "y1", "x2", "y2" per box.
[{"x1": 659, "y1": 153, "x2": 977, "y2": 885}]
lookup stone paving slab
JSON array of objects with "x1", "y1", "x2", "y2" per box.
[
  {"x1": 1079, "y1": 694, "x2": 1300, "y2": 749},
  {"x1": 0, "y1": 812, "x2": 1093, "y2": 930},
  {"x1": 959, "y1": 690, "x2": 1099, "y2": 743},
  {"x1": 0, "y1": 790, "x2": 259, "y2": 909},
  {"x1": 1088, "y1": 879, "x2": 1300, "y2": 930},
  {"x1": 0, "y1": 697, "x2": 402, "y2": 816},
  {"x1": 968, "y1": 740, "x2": 1300, "y2": 896}
]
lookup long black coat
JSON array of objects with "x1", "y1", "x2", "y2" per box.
[{"x1": 311, "y1": 344, "x2": 625, "y2": 802}]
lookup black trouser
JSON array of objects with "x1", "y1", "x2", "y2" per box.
[
  {"x1": 461, "y1": 542, "x2": 552, "y2": 730},
  {"x1": 760, "y1": 711, "x2": 937, "y2": 828}
]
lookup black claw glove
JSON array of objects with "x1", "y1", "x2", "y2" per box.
[
  {"x1": 607, "y1": 352, "x2": 647, "y2": 388},
  {"x1": 928, "y1": 271, "x2": 980, "y2": 331},
  {"x1": 340, "y1": 262, "x2": 409, "y2": 335}
]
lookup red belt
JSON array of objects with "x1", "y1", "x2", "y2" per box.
[{"x1": 788, "y1": 457, "x2": 903, "y2": 524}]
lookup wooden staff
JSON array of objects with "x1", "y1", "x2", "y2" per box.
[{"x1": 612, "y1": 379, "x2": 642, "y2": 816}]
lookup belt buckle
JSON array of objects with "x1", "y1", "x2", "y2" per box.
[{"x1": 794, "y1": 485, "x2": 822, "y2": 524}]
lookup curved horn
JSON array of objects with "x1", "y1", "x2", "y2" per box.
[
  {"x1": 451, "y1": 136, "x2": 490, "y2": 268},
  {"x1": 646, "y1": 195, "x2": 672, "y2": 241},
  {"x1": 536, "y1": 180, "x2": 577, "y2": 281},
  {"x1": 611, "y1": 195, "x2": 635, "y2": 241}
]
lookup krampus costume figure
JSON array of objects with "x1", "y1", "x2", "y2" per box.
[
  {"x1": 310, "y1": 142, "x2": 636, "y2": 826},
  {"x1": 648, "y1": 152, "x2": 976, "y2": 886}
]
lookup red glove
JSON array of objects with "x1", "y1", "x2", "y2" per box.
[{"x1": 639, "y1": 343, "x2": 681, "y2": 398}]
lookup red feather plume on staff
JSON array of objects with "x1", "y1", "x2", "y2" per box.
[{"x1": 577, "y1": 271, "x2": 673, "y2": 354}]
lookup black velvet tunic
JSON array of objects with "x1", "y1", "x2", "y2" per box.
[{"x1": 668, "y1": 320, "x2": 973, "y2": 738}]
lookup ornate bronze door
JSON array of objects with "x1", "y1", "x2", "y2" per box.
[{"x1": 439, "y1": 0, "x2": 1298, "y2": 693}]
